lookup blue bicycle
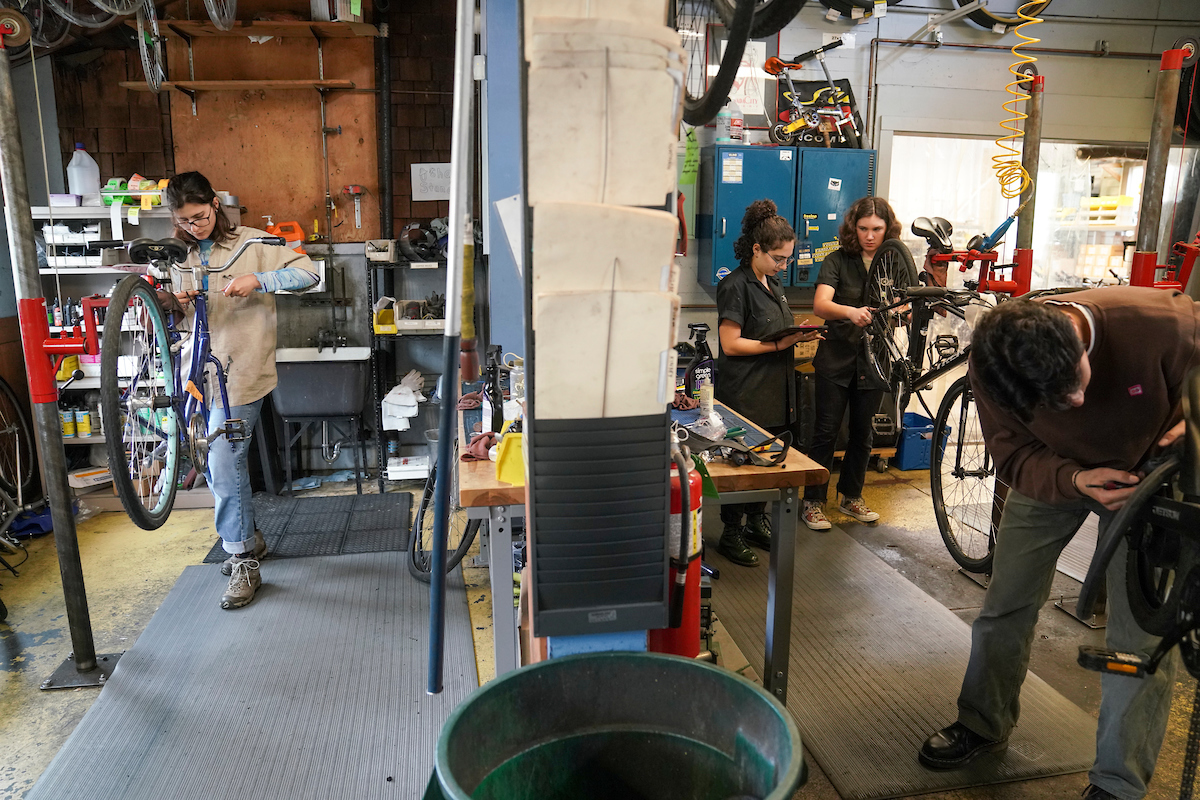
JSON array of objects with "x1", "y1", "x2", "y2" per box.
[{"x1": 92, "y1": 236, "x2": 284, "y2": 529}]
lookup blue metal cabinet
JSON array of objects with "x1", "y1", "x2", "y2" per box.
[
  {"x1": 792, "y1": 149, "x2": 876, "y2": 287},
  {"x1": 697, "y1": 145, "x2": 797, "y2": 286}
]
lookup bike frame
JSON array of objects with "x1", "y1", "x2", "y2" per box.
[{"x1": 174, "y1": 286, "x2": 233, "y2": 433}]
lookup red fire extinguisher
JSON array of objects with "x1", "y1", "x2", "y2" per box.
[{"x1": 648, "y1": 454, "x2": 703, "y2": 658}]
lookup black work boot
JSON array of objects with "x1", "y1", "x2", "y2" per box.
[
  {"x1": 717, "y1": 524, "x2": 759, "y2": 567},
  {"x1": 744, "y1": 512, "x2": 771, "y2": 551}
]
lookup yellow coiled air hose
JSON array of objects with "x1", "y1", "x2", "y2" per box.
[{"x1": 992, "y1": 2, "x2": 1045, "y2": 200}]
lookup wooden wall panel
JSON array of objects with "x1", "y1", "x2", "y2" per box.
[{"x1": 165, "y1": 33, "x2": 379, "y2": 242}]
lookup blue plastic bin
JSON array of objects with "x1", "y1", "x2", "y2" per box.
[{"x1": 895, "y1": 412, "x2": 949, "y2": 471}]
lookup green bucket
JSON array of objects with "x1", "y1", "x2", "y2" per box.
[{"x1": 425, "y1": 652, "x2": 806, "y2": 800}]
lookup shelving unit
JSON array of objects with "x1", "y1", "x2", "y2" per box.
[
  {"x1": 365, "y1": 257, "x2": 449, "y2": 492},
  {"x1": 117, "y1": 19, "x2": 377, "y2": 114}
]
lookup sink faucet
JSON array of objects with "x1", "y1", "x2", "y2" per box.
[{"x1": 315, "y1": 328, "x2": 347, "y2": 353}]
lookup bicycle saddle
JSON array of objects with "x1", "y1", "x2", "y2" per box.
[
  {"x1": 129, "y1": 238, "x2": 188, "y2": 266},
  {"x1": 912, "y1": 217, "x2": 954, "y2": 252}
]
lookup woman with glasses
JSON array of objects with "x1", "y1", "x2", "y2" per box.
[
  {"x1": 163, "y1": 171, "x2": 319, "y2": 610},
  {"x1": 802, "y1": 196, "x2": 902, "y2": 531},
  {"x1": 713, "y1": 199, "x2": 818, "y2": 567}
]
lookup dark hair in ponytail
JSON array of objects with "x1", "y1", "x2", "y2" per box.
[
  {"x1": 164, "y1": 171, "x2": 237, "y2": 248},
  {"x1": 732, "y1": 199, "x2": 796, "y2": 267}
]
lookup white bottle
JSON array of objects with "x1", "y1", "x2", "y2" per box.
[
  {"x1": 715, "y1": 102, "x2": 733, "y2": 143},
  {"x1": 728, "y1": 98, "x2": 744, "y2": 144},
  {"x1": 66, "y1": 144, "x2": 102, "y2": 206}
]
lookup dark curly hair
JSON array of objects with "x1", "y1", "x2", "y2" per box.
[
  {"x1": 838, "y1": 196, "x2": 901, "y2": 256},
  {"x1": 970, "y1": 299, "x2": 1085, "y2": 423},
  {"x1": 164, "y1": 171, "x2": 237, "y2": 248},
  {"x1": 733, "y1": 199, "x2": 796, "y2": 267}
]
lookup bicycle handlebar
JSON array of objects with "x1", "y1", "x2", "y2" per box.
[
  {"x1": 205, "y1": 236, "x2": 287, "y2": 274},
  {"x1": 789, "y1": 38, "x2": 844, "y2": 65}
]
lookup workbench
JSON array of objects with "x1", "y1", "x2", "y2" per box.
[{"x1": 456, "y1": 405, "x2": 828, "y2": 706}]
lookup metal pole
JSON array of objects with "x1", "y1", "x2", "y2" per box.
[
  {"x1": 428, "y1": 0, "x2": 474, "y2": 695},
  {"x1": 1131, "y1": 51, "x2": 1185, "y2": 286},
  {"x1": 0, "y1": 32, "x2": 99, "y2": 675},
  {"x1": 1016, "y1": 76, "x2": 1043, "y2": 251}
]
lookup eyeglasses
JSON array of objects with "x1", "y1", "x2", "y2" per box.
[
  {"x1": 174, "y1": 207, "x2": 213, "y2": 230},
  {"x1": 769, "y1": 252, "x2": 795, "y2": 267}
]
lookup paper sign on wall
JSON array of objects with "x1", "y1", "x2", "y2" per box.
[
  {"x1": 828, "y1": 177, "x2": 842, "y2": 191},
  {"x1": 721, "y1": 152, "x2": 744, "y2": 184},
  {"x1": 411, "y1": 163, "x2": 452, "y2": 201}
]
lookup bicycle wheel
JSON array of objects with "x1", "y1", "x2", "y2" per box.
[
  {"x1": 24, "y1": 0, "x2": 70, "y2": 48},
  {"x1": 43, "y1": 0, "x2": 112, "y2": 29},
  {"x1": 136, "y1": 0, "x2": 165, "y2": 93},
  {"x1": 0, "y1": 376, "x2": 34, "y2": 499},
  {"x1": 101, "y1": 275, "x2": 182, "y2": 530},
  {"x1": 954, "y1": 0, "x2": 1052, "y2": 30},
  {"x1": 714, "y1": 0, "x2": 806, "y2": 39},
  {"x1": 863, "y1": 238, "x2": 918, "y2": 389},
  {"x1": 673, "y1": 0, "x2": 755, "y2": 126},
  {"x1": 930, "y1": 376, "x2": 1004, "y2": 573},
  {"x1": 1123, "y1": 460, "x2": 1191, "y2": 637},
  {"x1": 85, "y1": 0, "x2": 141, "y2": 17},
  {"x1": 203, "y1": 0, "x2": 234, "y2": 30},
  {"x1": 408, "y1": 459, "x2": 481, "y2": 583}
]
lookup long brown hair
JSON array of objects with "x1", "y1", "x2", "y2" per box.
[
  {"x1": 163, "y1": 171, "x2": 237, "y2": 248},
  {"x1": 732, "y1": 199, "x2": 796, "y2": 267},
  {"x1": 838, "y1": 196, "x2": 901, "y2": 256}
]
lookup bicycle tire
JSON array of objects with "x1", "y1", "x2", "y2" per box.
[
  {"x1": 0, "y1": 595, "x2": 7, "y2": 622},
  {"x1": 408, "y1": 460, "x2": 481, "y2": 583},
  {"x1": 0, "y1": 375, "x2": 35, "y2": 499},
  {"x1": 25, "y1": 0, "x2": 70, "y2": 48},
  {"x1": 930, "y1": 375, "x2": 1004, "y2": 573},
  {"x1": 1123, "y1": 460, "x2": 1195, "y2": 637},
  {"x1": 862, "y1": 239, "x2": 918, "y2": 389},
  {"x1": 953, "y1": 0, "x2": 1052, "y2": 30},
  {"x1": 677, "y1": 0, "x2": 755, "y2": 126},
  {"x1": 101, "y1": 275, "x2": 182, "y2": 531},
  {"x1": 714, "y1": 0, "x2": 807, "y2": 39}
]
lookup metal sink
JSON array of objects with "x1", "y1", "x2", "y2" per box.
[{"x1": 272, "y1": 347, "x2": 370, "y2": 418}]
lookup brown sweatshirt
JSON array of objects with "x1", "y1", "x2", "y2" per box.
[{"x1": 970, "y1": 287, "x2": 1200, "y2": 505}]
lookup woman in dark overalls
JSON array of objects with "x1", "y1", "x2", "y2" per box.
[{"x1": 714, "y1": 199, "x2": 820, "y2": 566}]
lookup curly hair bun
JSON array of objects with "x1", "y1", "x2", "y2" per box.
[{"x1": 742, "y1": 199, "x2": 779, "y2": 233}]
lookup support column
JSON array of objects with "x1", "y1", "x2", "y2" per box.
[
  {"x1": 1012, "y1": 75, "x2": 1043, "y2": 296},
  {"x1": 1131, "y1": 50, "x2": 1185, "y2": 288}
]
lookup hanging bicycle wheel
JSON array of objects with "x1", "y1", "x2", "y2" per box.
[
  {"x1": 953, "y1": 0, "x2": 1052, "y2": 30},
  {"x1": 43, "y1": 0, "x2": 111, "y2": 29},
  {"x1": 0, "y1": 375, "x2": 35, "y2": 498},
  {"x1": 408, "y1": 459, "x2": 481, "y2": 583},
  {"x1": 101, "y1": 275, "x2": 182, "y2": 531},
  {"x1": 136, "y1": 0, "x2": 165, "y2": 93},
  {"x1": 714, "y1": 0, "x2": 806, "y2": 39},
  {"x1": 85, "y1": 0, "x2": 140, "y2": 18},
  {"x1": 23, "y1": 0, "x2": 70, "y2": 48},
  {"x1": 930, "y1": 376, "x2": 1004, "y2": 573},
  {"x1": 672, "y1": 0, "x2": 755, "y2": 126},
  {"x1": 202, "y1": 0, "x2": 234, "y2": 31}
]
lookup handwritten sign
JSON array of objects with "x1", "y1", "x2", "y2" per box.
[{"x1": 411, "y1": 163, "x2": 451, "y2": 202}]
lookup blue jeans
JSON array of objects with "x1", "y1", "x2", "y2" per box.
[
  {"x1": 956, "y1": 489, "x2": 1177, "y2": 800},
  {"x1": 207, "y1": 398, "x2": 263, "y2": 555}
]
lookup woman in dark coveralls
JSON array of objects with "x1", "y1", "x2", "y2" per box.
[
  {"x1": 802, "y1": 196, "x2": 902, "y2": 530},
  {"x1": 714, "y1": 199, "x2": 820, "y2": 567}
]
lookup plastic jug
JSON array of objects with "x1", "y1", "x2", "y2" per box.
[
  {"x1": 715, "y1": 102, "x2": 733, "y2": 143},
  {"x1": 66, "y1": 144, "x2": 101, "y2": 206},
  {"x1": 728, "y1": 97, "x2": 744, "y2": 144},
  {"x1": 263, "y1": 216, "x2": 306, "y2": 254}
]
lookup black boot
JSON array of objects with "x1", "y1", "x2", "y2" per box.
[
  {"x1": 717, "y1": 523, "x2": 759, "y2": 567},
  {"x1": 744, "y1": 512, "x2": 771, "y2": 551}
]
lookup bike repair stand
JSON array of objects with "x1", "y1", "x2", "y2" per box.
[
  {"x1": 1057, "y1": 588, "x2": 1107, "y2": 630},
  {"x1": 0, "y1": 12, "x2": 121, "y2": 689}
]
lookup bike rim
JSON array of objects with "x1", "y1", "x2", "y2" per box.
[
  {"x1": 0, "y1": 379, "x2": 32, "y2": 496},
  {"x1": 675, "y1": 0, "x2": 719, "y2": 111},
  {"x1": 119, "y1": 286, "x2": 180, "y2": 518},
  {"x1": 137, "y1": 1, "x2": 165, "y2": 93},
  {"x1": 935, "y1": 387, "x2": 1000, "y2": 567}
]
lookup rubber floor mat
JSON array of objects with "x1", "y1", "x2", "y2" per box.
[
  {"x1": 201, "y1": 492, "x2": 411, "y2": 564},
  {"x1": 25, "y1": 553, "x2": 478, "y2": 800},
  {"x1": 711, "y1": 525, "x2": 1096, "y2": 800}
]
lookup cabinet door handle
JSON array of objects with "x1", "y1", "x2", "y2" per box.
[{"x1": 721, "y1": 217, "x2": 726, "y2": 237}]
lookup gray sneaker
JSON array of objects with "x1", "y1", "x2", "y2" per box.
[
  {"x1": 221, "y1": 529, "x2": 267, "y2": 575},
  {"x1": 221, "y1": 558, "x2": 261, "y2": 609}
]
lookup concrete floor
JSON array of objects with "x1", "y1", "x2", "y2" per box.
[{"x1": 1, "y1": 469, "x2": 1196, "y2": 799}]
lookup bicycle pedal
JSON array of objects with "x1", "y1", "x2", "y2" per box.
[
  {"x1": 1077, "y1": 645, "x2": 1149, "y2": 677},
  {"x1": 223, "y1": 419, "x2": 248, "y2": 442}
]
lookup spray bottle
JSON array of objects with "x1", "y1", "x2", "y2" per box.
[{"x1": 684, "y1": 323, "x2": 715, "y2": 401}]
